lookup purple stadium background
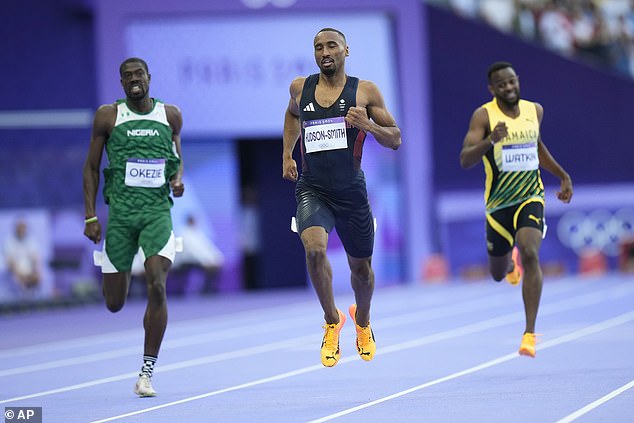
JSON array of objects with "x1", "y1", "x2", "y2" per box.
[{"x1": 0, "y1": 0, "x2": 632, "y2": 305}]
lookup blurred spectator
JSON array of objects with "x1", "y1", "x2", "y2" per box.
[
  {"x1": 173, "y1": 214, "x2": 224, "y2": 294},
  {"x1": 3, "y1": 218, "x2": 42, "y2": 297},
  {"x1": 573, "y1": 3, "x2": 614, "y2": 67},
  {"x1": 513, "y1": 0, "x2": 538, "y2": 40},
  {"x1": 611, "y1": 13, "x2": 634, "y2": 74},
  {"x1": 438, "y1": 0, "x2": 634, "y2": 78},
  {"x1": 571, "y1": 2, "x2": 599, "y2": 55},
  {"x1": 240, "y1": 185, "x2": 262, "y2": 290},
  {"x1": 537, "y1": 2, "x2": 575, "y2": 56},
  {"x1": 481, "y1": 0, "x2": 516, "y2": 32},
  {"x1": 131, "y1": 214, "x2": 224, "y2": 296},
  {"x1": 447, "y1": 0, "x2": 480, "y2": 18}
]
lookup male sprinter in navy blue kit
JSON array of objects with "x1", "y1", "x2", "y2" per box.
[{"x1": 282, "y1": 28, "x2": 401, "y2": 367}]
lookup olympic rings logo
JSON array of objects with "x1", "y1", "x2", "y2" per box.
[{"x1": 556, "y1": 208, "x2": 634, "y2": 256}]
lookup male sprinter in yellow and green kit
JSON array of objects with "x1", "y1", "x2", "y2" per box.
[
  {"x1": 460, "y1": 61, "x2": 573, "y2": 358},
  {"x1": 83, "y1": 57, "x2": 184, "y2": 395}
]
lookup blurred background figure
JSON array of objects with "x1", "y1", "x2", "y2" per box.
[
  {"x1": 173, "y1": 214, "x2": 225, "y2": 295},
  {"x1": 2, "y1": 218, "x2": 42, "y2": 299},
  {"x1": 440, "y1": 0, "x2": 634, "y2": 79},
  {"x1": 130, "y1": 214, "x2": 225, "y2": 296},
  {"x1": 240, "y1": 185, "x2": 262, "y2": 290},
  {"x1": 1, "y1": 0, "x2": 633, "y2": 308}
]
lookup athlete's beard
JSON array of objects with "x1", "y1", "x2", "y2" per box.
[
  {"x1": 127, "y1": 91, "x2": 146, "y2": 101},
  {"x1": 321, "y1": 66, "x2": 336, "y2": 76},
  {"x1": 498, "y1": 93, "x2": 519, "y2": 108},
  {"x1": 125, "y1": 88, "x2": 146, "y2": 101}
]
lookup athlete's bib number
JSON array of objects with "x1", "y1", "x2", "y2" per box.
[
  {"x1": 304, "y1": 117, "x2": 348, "y2": 153},
  {"x1": 125, "y1": 158, "x2": 166, "y2": 188},
  {"x1": 501, "y1": 142, "x2": 539, "y2": 172}
]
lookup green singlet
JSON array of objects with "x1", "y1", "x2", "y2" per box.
[{"x1": 101, "y1": 99, "x2": 181, "y2": 272}]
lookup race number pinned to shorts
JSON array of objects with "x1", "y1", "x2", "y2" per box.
[
  {"x1": 303, "y1": 117, "x2": 348, "y2": 153},
  {"x1": 125, "y1": 158, "x2": 166, "y2": 188},
  {"x1": 501, "y1": 142, "x2": 538, "y2": 172}
]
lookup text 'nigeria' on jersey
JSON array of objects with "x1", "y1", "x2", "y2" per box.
[{"x1": 127, "y1": 129, "x2": 160, "y2": 137}]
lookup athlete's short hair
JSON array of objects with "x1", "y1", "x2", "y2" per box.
[
  {"x1": 487, "y1": 61, "x2": 513, "y2": 82},
  {"x1": 316, "y1": 28, "x2": 346, "y2": 43},
  {"x1": 119, "y1": 57, "x2": 149, "y2": 76}
]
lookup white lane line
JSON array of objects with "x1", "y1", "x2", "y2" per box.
[
  {"x1": 0, "y1": 338, "x2": 307, "y2": 405},
  {"x1": 0, "y1": 330, "x2": 140, "y2": 361},
  {"x1": 0, "y1": 348, "x2": 139, "y2": 377},
  {"x1": 0, "y1": 278, "x2": 580, "y2": 360},
  {"x1": 0, "y1": 293, "x2": 517, "y2": 401},
  {"x1": 89, "y1": 363, "x2": 324, "y2": 423},
  {"x1": 2, "y1": 282, "x2": 632, "y2": 404},
  {"x1": 0, "y1": 279, "x2": 596, "y2": 376},
  {"x1": 554, "y1": 379, "x2": 634, "y2": 423},
  {"x1": 0, "y1": 309, "x2": 521, "y2": 405},
  {"x1": 0, "y1": 317, "x2": 313, "y2": 377},
  {"x1": 89, "y1": 314, "x2": 634, "y2": 423},
  {"x1": 0, "y1": 109, "x2": 92, "y2": 128},
  {"x1": 307, "y1": 311, "x2": 634, "y2": 423},
  {"x1": 0, "y1": 300, "x2": 318, "y2": 359},
  {"x1": 0, "y1": 288, "x2": 525, "y2": 377}
]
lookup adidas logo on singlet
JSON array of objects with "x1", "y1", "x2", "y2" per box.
[{"x1": 303, "y1": 102, "x2": 315, "y2": 112}]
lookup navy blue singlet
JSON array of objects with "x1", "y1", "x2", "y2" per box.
[
  {"x1": 294, "y1": 74, "x2": 374, "y2": 257},
  {"x1": 298, "y1": 74, "x2": 368, "y2": 193}
]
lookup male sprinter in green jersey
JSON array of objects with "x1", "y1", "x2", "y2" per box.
[
  {"x1": 83, "y1": 57, "x2": 184, "y2": 396},
  {"x1": 460, "y1": 61, "x2": 572, "y2": 358}
]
